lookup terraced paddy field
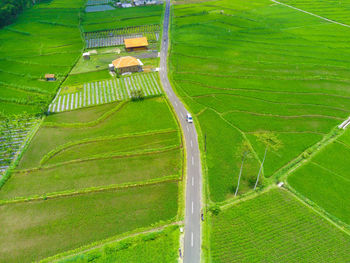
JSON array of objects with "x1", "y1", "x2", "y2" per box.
[
  {"x1": 0, "y1": 0, "x2": 84, "y2": 116},
  {"x1": 170, "y1": 0, "x2": 350, "y2": 202},
  {"x1": 0, "y1": 96, "x2": 182, "y2": 262},
  {"x1": 210, "y1": 189, "x2": 350, "y2": 262},
  {"x1": 288, "y1": 129, "x2": 350, "y2": 225}
]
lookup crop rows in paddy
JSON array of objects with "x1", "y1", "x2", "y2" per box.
[
  {"x1": 85, "y1": 32, "x2": 159, "y2": 48},
  {"x1": 210, "y1": 189, "x2": 350, "y2": 262},
  {"x1": 0, "y1": 118, "x2": 39, "y2": 176},
  {"x1": 48, "y1": 73, "x2": 161, "y2": 113},
  {"x1": 84, "y1": 25, "x2": 160, "y2": 48},
  {"x1": 85, "y1": 4, "x2": 115, "y2": 13},
  {"x1": 171, "y1": 0, "x2": 350, "y2": 202},
  {"x1": 87, "y1": 0, "x2": 113, "y2": 6}
]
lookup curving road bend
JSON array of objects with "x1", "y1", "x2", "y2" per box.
[{"x1": 159, "y1": 0, "x2": 202, "y2": 262}]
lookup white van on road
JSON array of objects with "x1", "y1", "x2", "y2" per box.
[{"x1": 186, "y1": 113, "x2": 193, "y2": 123}]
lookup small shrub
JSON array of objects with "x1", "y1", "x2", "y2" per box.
[
  {"x1": 130, "y1": 90, "x2": 144, "y2": 101},
  {"x1": 209, "y1": 205, "x2": 221, "y2": 216}
]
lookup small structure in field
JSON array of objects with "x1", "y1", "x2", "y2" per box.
[
  {"x1": 89, "y1": 50, "x2": 98, "y2": 55},
  {"x1": 45, "y1": 74, "x2": 56, "y2": 81},
  {"x1": 121, "y1": 3, "x2": 132, "y2": 8},
  {"x1": 83, "y1": 52, "x2": 90, "y2": 60},
  {"x1": 124, "y1": 37, "x2": 148, "y2": 52},
  {"x1": 108, "y1": 63, "x2": 115, "y2": 72},
  {"x1": 112, "y1": 56, "x2": 142, "y2": 74}
]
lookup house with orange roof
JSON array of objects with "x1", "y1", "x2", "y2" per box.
[
  {"x1": 112, "y1": 56, "x2": 143, "y2": 74},
  {"x1": 124, "y1": 37, "x2": 148, "y2": 52}
]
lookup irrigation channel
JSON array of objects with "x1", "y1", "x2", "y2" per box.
[{"x1": 159, "y1": 0, "x2": 202, "y2": 262}]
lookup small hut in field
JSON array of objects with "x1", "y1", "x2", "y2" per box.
[
  {"x1": 112, "y1": 56, "x2": 143, "y2": 74},
  {"x1": 124, "y1": 37, "x2": 148, "y2": 52},
  {"x1": 45, "y1": 74, "x2": 56, "y2": 81}
]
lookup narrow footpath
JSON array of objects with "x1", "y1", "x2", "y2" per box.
[{"x1": 159, "y1": 1, "x2": 202, "y2": 262}]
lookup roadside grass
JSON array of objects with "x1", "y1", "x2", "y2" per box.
[
  {"x1": 52, "y1": 225, "x2": 179, "y2": 263},
  {"x1": 0, "y1": 0, "x2": 84, "y2": 115},
  {"x1": 0, "y1": 182, "x2": 178, "y2": 263},
  {"x1": 210, "y1": 188, "x2": 350, "y2": 262},
  {"x1": 288, "y1": 129, "x2": 350, "y2": 225},
  {"x1": 170, "y1": 0, "x2": 350, "y2": 202}
]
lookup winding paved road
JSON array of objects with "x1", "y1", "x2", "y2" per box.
[{"x1": 159, "y1": 0, "x2": 202, "y2": 262}]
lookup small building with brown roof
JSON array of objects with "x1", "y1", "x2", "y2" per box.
[
  {"x1": 112, "y1": 56, "x2": 143, "y2": 74},
  {"x1": 124, "y1": 37, "x2": 148, "y2": 52},
  {"x1": 45, "y1": 74, "x2": 56, "y2": 81}
]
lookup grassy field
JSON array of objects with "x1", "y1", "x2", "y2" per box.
[
  {"x1": 210, "y1": 189, "x2": 350, "y2": 262},
  {"x1": 0, "y1": 182, "x2": 178, "y2": 263},
  {"x1": 170, "y1": 0, "x2": 350, "y2": 202},
  {"x1": 82, "y1": 5, "x2": 164, "y2": 32},
  {"x1": 288, "y1": 129, "x2": 350, "y2": 225},
  {"x1": 0, "y1": 96, "x2": 182, "y2": 261},
  {"x1": 280, "y1": 0, "x2": 350, "y2": 24},
  {"x1": 1, "y1": 98, "x2": 181, "y2": 198},
  {"x1": 0, "y1": 0, "x2": 84, "y2": 116},
  {"x1": 52, "y1": 225, "x2": 179, "y2": 263}
]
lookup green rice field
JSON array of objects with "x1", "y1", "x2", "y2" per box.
[
  {"x1": 210, "y1": 189, "x2": 350, "y2": 262},
  {"x1": 82, "y1": 5, "x2": 164, "y2": 32},
  {"x1": 0, "y1": 182, "x2": 178, "y2": 263},
  {"x1": 0, "y1": 0, "x2": 84, "y2": 116},
  {"x1": 53, "y1": 225, "x2": 180, "y2": 263},
  {"x1": 288, "y1": 129, "x2": 350, "y2": 225},
  {"x1": 0, "y1": 97, "x2": 182, "y2": 262},
  {"x1": 170, "y1": 0, "x2": 350, "y2": 202}
]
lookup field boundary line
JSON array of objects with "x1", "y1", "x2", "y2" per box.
[
  {"x1": 16, "y1": 145, "x2": 181, "y2": 174},
  {"x1": 39, "y1": 129, "x2": 178, "y2": 165},
  {"x1": 178, "y1": 78, "x2": 350, "y2": 100},
  {"x1": 40, "y1": 221, "x2": 182, "y2": 263},
  {"x1": 43, "y1": 101, "x2": 125, "y2": 128},
  {"x1": 0, "y1": 175, "x2": 180, "y2": 206},
  {"x1": 274, "y1": 127, "x2": 343, "y2": 181},
  {"x1": 283, "y1": 185, "x2": 350, "y2": 235},
  {"x1": 219, "y1": 184, "x2": 277, "y2": 210},
  {"x1": 271, "y1": 0, "x2": 350, "y2": 28}
]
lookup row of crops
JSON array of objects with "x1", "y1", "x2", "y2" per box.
[
  {"x1": 85, "y1": 32, "x2": 159, "y2": 48},
  {"x1": 86, "y1": 0, "x2": 113, "y2": 6},
  {"x1": 210, "y1": 189, "x2": 350, "y2": 262},
  {"x1": 0, "y1": 117, "x2": 39, "y2": 176},
  {"x1": 84, "y1": 24, "x2": 160, "y2": 48},
  {"x1": 48, "y1": 73, "x2": 162, "y2": 113},
  {"x1": 84, "y1": 24, "x2": 160, "y2": 39},
  {"x1": 85, "y1": 5, "x2": 115, "y2": 13}
]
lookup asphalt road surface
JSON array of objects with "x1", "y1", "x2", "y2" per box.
[{"x1": 159, "y1": 1, "x2": 202, "y2": 262}]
